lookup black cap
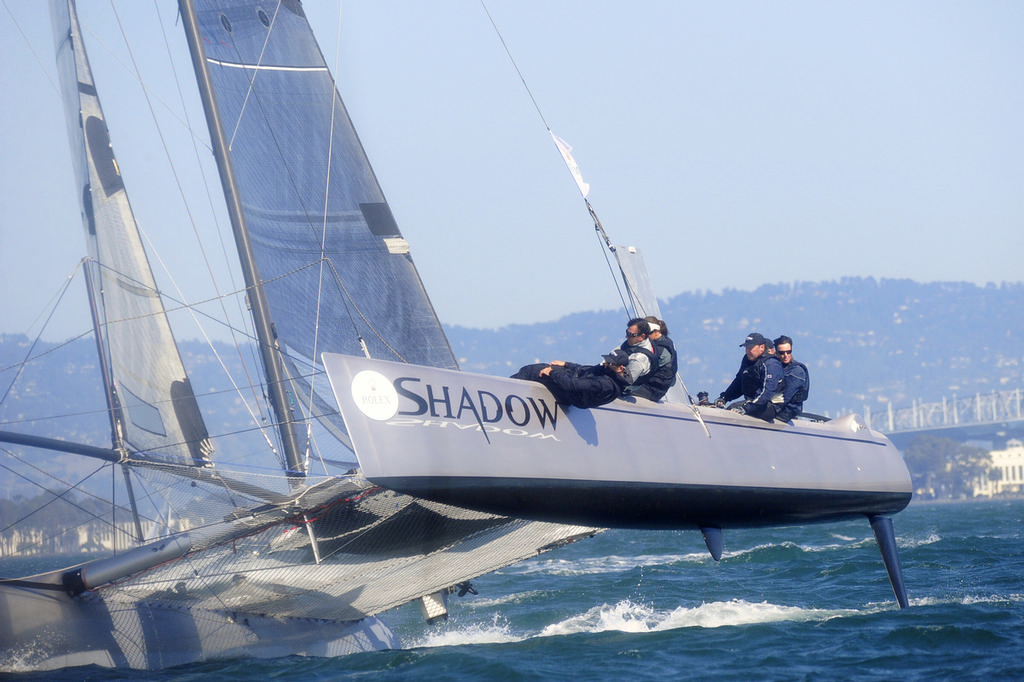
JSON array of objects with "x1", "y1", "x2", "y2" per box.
[
  {"x1": 740, "y1": 332, "x2": 769, "y2": 348},
  {"x1": 602, "y1": 349, "x2": 630, "y2": 366}
]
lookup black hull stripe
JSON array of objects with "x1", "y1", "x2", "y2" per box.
[{"x1": 376, "y1": 476, "x2": 912, "y2": 530}]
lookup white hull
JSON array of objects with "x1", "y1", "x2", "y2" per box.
[
  {"x1": 0, "y1": 575, "x2": 396, "y2": 671},
  {"x1": 323, "y1": 354, "x2": 912, "y2": 529}
]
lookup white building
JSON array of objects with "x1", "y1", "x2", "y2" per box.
[{"x1": 974, "y1": 438, "x2": 1024, "y2": 497}]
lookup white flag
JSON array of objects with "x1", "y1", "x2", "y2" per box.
[{"x1": 550, "y1": 131, "x2": 590, "y2": 198}]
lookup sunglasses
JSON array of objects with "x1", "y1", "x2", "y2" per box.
[
  {"x1": 627, "y1": 332, "x2": 644, "y2": 338},
  {"x1": 777, "y1": 350, "x2": 792, "y2": 355}
]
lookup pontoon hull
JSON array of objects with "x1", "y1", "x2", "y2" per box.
[
  {"x1": 0, "y1": 578, "x2": 397, "y2": 671},
  {"x1": 323, "y1": 354, "x2": 912, "y2": 530}
]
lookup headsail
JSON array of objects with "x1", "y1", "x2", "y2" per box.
[{"x1": 52, "y1": 0, "x2": 211, "y2": 467}]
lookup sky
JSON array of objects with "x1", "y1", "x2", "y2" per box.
[{"x1": 1, "y1": 1, "x2": 1022, "y2": 342}]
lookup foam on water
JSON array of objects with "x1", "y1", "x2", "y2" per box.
[
  {"x1": 410, "y1": 598, "x2": 868, "y2": 652},
  {"x1": 461, "y1": 589, "x2": 549, "y2": 609},
  {"x1": 410, "y1": 614, "x2": 523, "y2": 648},
  {"x1": 505, "y1": 551, "x2": 706, "y2": 577},
  {"x1": 538, "y1": 598, "x2": 858, "y2": 637},
  {"x1": 900, "y1": 531, "x2": 943, "y2": 549}
]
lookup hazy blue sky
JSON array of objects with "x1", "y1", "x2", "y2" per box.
[{"x1": 2, "y1": 1, "x2": 1022, "y2": 341}]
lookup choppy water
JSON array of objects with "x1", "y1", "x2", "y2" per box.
[{"x1": 6, "y1": 498, "x2": 1024, "y2": 681}]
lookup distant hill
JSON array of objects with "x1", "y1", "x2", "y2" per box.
[
  {"x1": 2, "y1": 278, "x2": 1022, "y2": 434},
  {"x1": 446, "y1": 277, "x2": 1024, "y2": 417}
]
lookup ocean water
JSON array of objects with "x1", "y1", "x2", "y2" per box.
[{"x1": 7, "y1": 498, "x2": 1024, "y2": 681}]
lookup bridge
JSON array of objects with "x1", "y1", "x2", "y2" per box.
[{"x1": 865, "y1": 388, "x2": 1024, "y2": 449}]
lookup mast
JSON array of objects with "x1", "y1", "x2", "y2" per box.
[{"x1": 177, "y1": 0, "x2": 304, "y2": 476}]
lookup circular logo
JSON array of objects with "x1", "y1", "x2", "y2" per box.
[{"x1": 350, "y1": 370, "x2": 399, "y2": 421}]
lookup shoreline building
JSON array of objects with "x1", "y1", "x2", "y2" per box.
[{"x1": 974, "y1": 439, "x2": 1024, "y2": 497}]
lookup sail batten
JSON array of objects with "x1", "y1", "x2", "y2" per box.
[{"x1": 206, "y1": 56, "x2": 328, "y2": 73}]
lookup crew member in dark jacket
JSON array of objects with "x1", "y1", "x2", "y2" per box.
[
  {"x1": 511, "y1": 350, "x2": 632, "y2": 408},
  {"x1": 627, "y1": 316, "x2": 677, "y2": 401},
  {"x1": 715, "y1": 332, "x2": 784, "y2": 421},
  {"x1": 773, "y1": 335, "x2": 809, "y2": 423}
]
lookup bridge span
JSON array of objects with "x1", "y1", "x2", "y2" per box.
[{"x1": 866, "y1": 388, "x2": 1024, "y2": 449}]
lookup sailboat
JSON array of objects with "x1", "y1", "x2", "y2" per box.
[
  {"x1": 0, "y1": 0, "x2": 913, "y2": 673},
  {"x1": 0, "y1": 0, "x2": 599, "y2": 671}
]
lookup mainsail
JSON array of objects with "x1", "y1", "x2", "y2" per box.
[{"x1": 185, "y1": 1, "x2": 458, "y2": 463}]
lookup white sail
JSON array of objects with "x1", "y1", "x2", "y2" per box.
[
  {"x1": 53, "y1": 1, "x2": 211, "y2": 467},
  {"x1": 0, "y1": 1, "x2": 598, "y2": 670}
]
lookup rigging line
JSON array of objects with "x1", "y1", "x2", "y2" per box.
[
  {"x1": 142, "y1": 240, "x2": 278, "y2": 454},
  {"x1": 81, "y1": 256, "x2": 317, "y2": 332},
  {"x1": 0, "y1": 456, "x2": 133, "y2": 541},
  {"x1": 8, "y1": 260, "x2": 86, "y2": 342},
  {"x1": 1, "y1": 0, "x2": 61, "y2": 97},
  {"x1": 224, "y1": 0, "x2": 283, "y2": 151},
  {"x1": 301, "y1": 0, "x2": 347, "y2": 475},
  {"x1": 77, "y1": 254, "x2": 342, "y2": 451},
  {"x1": 75, "y1": 11, "x2": 212, "y2": 156},
  {"x1": 323, "y1": 258, "x2": 409, "y2": 364},
  {"x1": 481, "y1": 2, "x2": 636, "y2": 319},
  {"x1": 0, "y1": 261, "x2": 88, "y2": 407},
  {"x1": 479, "y1": 0, "x2": 548, "y2": 131},
  {"x1": 0, "y1": 403, "x2": 114, "y2": 432},
  {"x1": 596, "y1": 236, "x2": 634, "y2": 321}
]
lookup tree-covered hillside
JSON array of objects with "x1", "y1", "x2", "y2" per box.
[{"x1": 447, "y1": 278, "x2": 1024, "y2": 417}]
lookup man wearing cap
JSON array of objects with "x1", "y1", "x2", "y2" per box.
[
  {"x1": 714, "y1": 332, "x2": 784, "y2": 421},
  {"x1": 510, "y1": 350, "x2": 632, "y2": 408}
]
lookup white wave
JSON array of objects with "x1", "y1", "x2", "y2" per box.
[
  {"x1": 408, "y1": 598, "x2": 871, "y2": 650},
  {"x1": 909, "y1": 592, "x2": 1024, "y2": 607},
  {"x1": 728, "y1": 535, "x2": 886, "y2": 559},
  {"x1": 506, "y1": 552, "x2": 706, "y2": 577},
  {"x1": 899, "y1": 532, "x2": 942, "y2": 549},
  {"x1": 961, "y1": 593, "x2": 1024, "y2": 605},
  {"x1": 538, "y1": 598, "x2": 856, "y2": 637},
  {"x1": 409, "y1": 614, "x2": 524, "y2": 648},
  {"x1": 719, "y1": 540, "x2": 801, "y2": 560},
  {"x1": 462, "y1": 589, "x2": 548, "y2": 609}
]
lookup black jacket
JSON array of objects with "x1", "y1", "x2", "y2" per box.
[
  {"x1": 511, "y1": 362, "x2": 625, "y2": 408},
  {"x1": 777, "y1": 359, "x2": 810, "y2": 422},
  {"x1": 720, "y1": 354, "x2": 784, "y2": 409},
  {"x1": 640, "y1": 335, "x2": 678, "y2": 400},
  {"x1": 544, "y1": 362, "x2": 625, "y2": 408}
]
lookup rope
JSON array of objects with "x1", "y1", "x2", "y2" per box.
[{"x1": 480, "y1": 1, "x2": 637, "y2": 320}]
